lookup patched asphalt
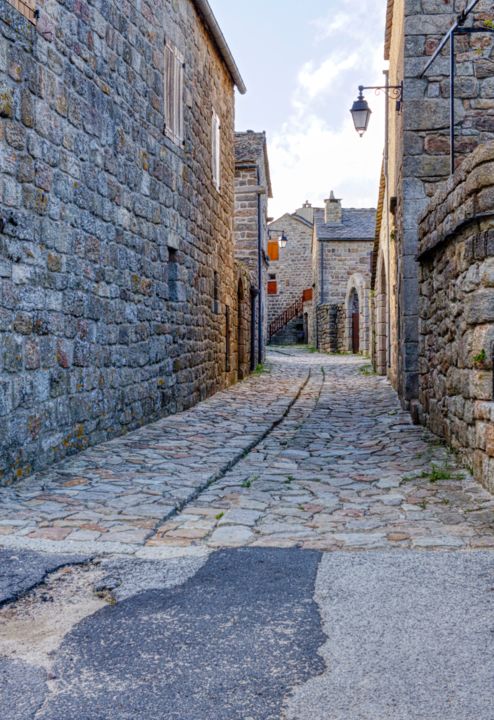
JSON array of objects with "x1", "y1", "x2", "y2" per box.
[
  {"x1": 0, "y1": 549, "x2": 90, "y2": 607},
  {"x1": 287, "y1": 551, "x2": 494, "y2": 720},
  {"x1": 37, "y1": 548, "x2": 325, "y2": 720}
]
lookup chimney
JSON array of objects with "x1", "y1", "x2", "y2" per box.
[
  {"x1": 295, "y1": 200, "x2": 314, "y2": 224},
  {"x1": 324, "y1": 191, "x2": 342, "y2": 223}
]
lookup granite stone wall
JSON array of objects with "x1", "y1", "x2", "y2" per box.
[
  {"x1": 388, "y1": 0, "x2": 494, "y2": 409},
  {"x1": 316, "y1": 304, "x2": 345, "y2": 354},
  {"x1": 418, "y1": 142, "x2": 494, "y2": 492},
  {"x1": 0, "y1": 0, "x2": 238, "y2": 484}
]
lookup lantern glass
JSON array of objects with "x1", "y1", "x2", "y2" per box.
[
  {"x1": 350, "y1": 97, "x2": 372, "y2": 137},
  {"x1": 278, "y1": 231, "x2": 287, "y2": 249}
]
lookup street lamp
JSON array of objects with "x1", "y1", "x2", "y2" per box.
[
  {"x1": 350, "y1": 81, "x2": 403, "y2": 137},
  {"x1": 278, "y1": 230, "x2": 288, "y2": 249},
  {"x1": 350, "y1": 89, "x2": 372, "y2": 137}
]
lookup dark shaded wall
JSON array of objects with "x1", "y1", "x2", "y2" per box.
[{"x1": 0, "y1": 0, "x2": 237, "y2": 483}]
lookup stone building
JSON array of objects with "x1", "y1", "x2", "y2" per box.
[
  {"x1": 312, "y1": 194, "x2": 375, "y2": 354},
  {"x1": 234, "y1": 131, "x2": 272, "y2": 374},
  {"x1": 267, "y1": 202, "x2": 314, "y2": 344},
  {"x1": 372, "y1": 0, "x2": 494, "y2": 416},
  {"x1": 0, "y1": 0, "x2": 247, "y2": 484},
  {"x1": 370, "y1": 0, "x2": 494, "y2": 489}
]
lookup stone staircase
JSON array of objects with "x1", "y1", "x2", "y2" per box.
[{"x1": 269, "y1": 314, "x2": 305, "y2": 345}]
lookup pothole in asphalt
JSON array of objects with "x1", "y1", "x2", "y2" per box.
[{"x1": 0, "y1": 562, "x2": 107, "y2": 672}]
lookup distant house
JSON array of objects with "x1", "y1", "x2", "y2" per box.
[
  {"x1": 311, "y1": 194, "x2": 375, "y2": 355},
  {"x1": 0, "y1": 0, "x2": 247, "y2": 483},
  {"x1": 234, "y1": 131, "x2": 272, "y2": 375},
  {"x1": 267, "y1": 203, "x2": 314, "y2": 344}
]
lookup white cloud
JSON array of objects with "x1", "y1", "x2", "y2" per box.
[{"x1": 268, "y1": 0, "x2": 387, "y2": 219}]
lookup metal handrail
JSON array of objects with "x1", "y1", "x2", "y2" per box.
[{"x1": 268, "y1": 297, "x2": 303, "y2": 340}]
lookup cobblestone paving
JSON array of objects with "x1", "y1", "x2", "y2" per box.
[{"x1": 0, "y1": 349, "x2": 493, "y2": 555}]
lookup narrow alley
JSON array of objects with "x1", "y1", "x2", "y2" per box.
[
  {"x1": 0, "y1": 349, "x2": 493, "y2": 719},
  {"x1": 0, "y1": 349, "x2": 493, "y2": 554}
]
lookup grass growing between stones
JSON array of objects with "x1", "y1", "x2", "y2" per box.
[
  {"x1": 420, "y1": 464, "x2": 464, "y2": 483},
  {"x1": 401, "y1": 462, "x2": 464, "y2": 485},
  {"x1": 359, "y1": 364, "x2": 376, "y2": 376},
  {"x1": 241, "y1": 474, "x2": 258, "y2": 489},
  {"x1": 253, "y1": 363, "x2": 269, "y2": 376}
]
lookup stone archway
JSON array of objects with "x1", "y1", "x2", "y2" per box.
[
  {"x1": 344, "y1": 273, "x2": 369, "y2": 355},
  {"x1": 376, "y1": 253, "x2": 388, "y2": 375}
]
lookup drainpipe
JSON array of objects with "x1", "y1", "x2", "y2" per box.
[
  {"x1": 318, "y1": 239, "x2": 324, "y2": 349},
  {"x1": 256, "y1": 167, "x2": 263, "y2": 365},
  {"x1": 384, "y1": 69, "x2": 392, "y2": 370}
]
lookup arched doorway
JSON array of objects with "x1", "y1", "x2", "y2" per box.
[{"x1": 349, "y1": 289, "x2": 360, "y2": 353}]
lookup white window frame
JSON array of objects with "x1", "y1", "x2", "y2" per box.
[
  {"x1": 212, "y1": 109, "x2": 221, "y2": 191},
  {"x1": 164, "y1": 41, "x2": 184, "y2": 146}
]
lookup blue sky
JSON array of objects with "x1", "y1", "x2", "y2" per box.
[{"x1": 210, "y1": 0, "x2": 387, "y2": 219}]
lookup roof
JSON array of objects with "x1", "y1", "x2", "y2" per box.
[
  {"x1": 192, "y1": 0, "x2": 246, "y2": 94},
  {"x1": 315, "y1": 207, "x2": 376, "y2": 240},
  {"x1": 384, "y1": 0, "x2": 394, "y2": 61},
  {"x1": 268, "y1": 212, "x2": 312, "y2": 229},
  {"x1": 235, "y1": 131, "x2": 272, "y2": 197}
]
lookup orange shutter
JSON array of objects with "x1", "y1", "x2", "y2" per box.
[
  {"x1": 267, "y1": 280, "x2": 278, "y2": 295},
  {"x1": 303, "y1": 288, "x2": 313, "y2": 302},
  {"x1": 267, "y1": 241, "x2": 279, "y2": 262}
]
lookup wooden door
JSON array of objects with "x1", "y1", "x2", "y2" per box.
[{"x1": 352, "y1": 312, "x2": 360, "y2": 353}]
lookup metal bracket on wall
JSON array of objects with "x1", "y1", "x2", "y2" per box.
[{"x1": 420, "y1": 0, "x2": 494, "y2": 174}]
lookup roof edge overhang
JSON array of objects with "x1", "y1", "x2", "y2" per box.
[
  {"x1": 384, "y1": 0, "x2": 394, "y2": 61},
  {"x1": 193, "y1": 0, "x2": 247, "y2": 94}
]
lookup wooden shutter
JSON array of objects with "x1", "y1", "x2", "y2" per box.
[
  {"x1": 7, "y1": 0, "x2": 36, "y2": 22},
  {"x1": 267, "y1": 280, "x2": 278, "y2": 295},
  {"x1": 212, "y1": 110, "x2": 221, "y2": 190},
  {"x1": 302, "y1": 288, "x2": 313, "y2": 302},
  {"x1": 267, "y1": 241, "x2": 279, "y2": 262},
  {"x1": 164, "y1": 42, "x2": 184, "y2": 145}
]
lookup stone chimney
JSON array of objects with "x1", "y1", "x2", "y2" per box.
[
  {"x1": 295, "y1": 200, "x2": 314, "y2": 224},
  {"x1": 324, "y1": 191, "x2": 342, "y2": 223}
]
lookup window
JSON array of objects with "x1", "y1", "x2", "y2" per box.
[
  {"x1": 212, "y1": 109, "x2": 221, "y2": 190},
  {"x1": 267, "y1": 241, "x2": 279, "y2": 262},
  {"x1": 164, "y1": 41, "x2": 184, "y2": 145},
  {"x1": 268, "y1": 274, "x2": 278, "y2": 295},
  {"x1": 213, "y1": 271, "x2": 219, "y2": 314},
  {"x1": 6, "y1": 0, "x2": 36, "y2": 22},
  {"x1": 168, "y1": 248, "x2": 179, "y2": 301}
]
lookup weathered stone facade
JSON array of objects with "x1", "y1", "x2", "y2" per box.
[
  {"x1": 267, "y1": 204, "x2": 313, "y2": 330},
  {"x1": 418, "y1": 142, "x2": 494, "y2": 492},
  {"x1": 234, "y1": 131, "x2": 272, "y2": 370},
  {"x1": 312, "y1": 196, "x2": 374, "y2": 355},
  {"x1": 374, "y1": 0, "x2": 494, "y2": 411},
  {"x1": 0, "y1": 0, "x2": 245, "y2": 484}
]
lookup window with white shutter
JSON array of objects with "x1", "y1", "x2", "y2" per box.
[
  {"x1": 164, "y1": 41, "x2": 184, "y2": 146},
  {"x1": 212, "y1": 109, "x2": 221, "y2": 191}
]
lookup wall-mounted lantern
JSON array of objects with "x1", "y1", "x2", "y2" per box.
[
  {"x1": 350, "y1": 81, "x2": 403, "y2": 137},
  {"x1": 278, "y1": 230, "x2": 288, "y2": 249}
]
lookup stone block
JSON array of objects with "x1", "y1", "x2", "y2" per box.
[{"x1": 0, "y1": 84, "x2": 14, "y2": 118}]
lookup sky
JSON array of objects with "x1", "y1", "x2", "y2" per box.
[{"x1": 209, "y1": 0, "x2": 387, "y2": 220}]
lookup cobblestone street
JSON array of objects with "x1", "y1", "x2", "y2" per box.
[
  {"x1": 1, "y1": 348, "x2": 494, "y2": 720},
  {"x1": 0, "y1": 348, "x2": 493, "y2": 557}
]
